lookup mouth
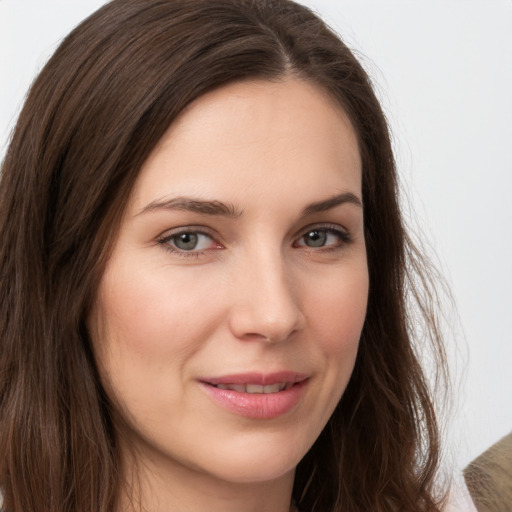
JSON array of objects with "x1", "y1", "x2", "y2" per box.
[
  {"x1": 199, "y1": 372, "x2": 309, "y2": 419},
  {"x1": 201, "y1": 372, "x2": 308, "y2": 393}
]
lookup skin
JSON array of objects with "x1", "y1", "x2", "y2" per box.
[{"x1": 88, "y1": 77, "x2": 369, "y2": 512}]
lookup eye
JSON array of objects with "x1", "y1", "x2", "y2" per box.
[
  {"x1": 295, "y1": 227, "x2": 350, "y2": 249},
  {"x1": 158, "y1": 229, "x2": 220, "y2": 254}
]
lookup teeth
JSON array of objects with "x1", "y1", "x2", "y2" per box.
[
  {"x1": 246, "y1": 384, "x2": 264, "y2": 393},
  {"x1": 263, "y1": 383, "x2": 281, "y2": 393},
  {"x1": 214, "y1": 382, "x2": 289, "y2": 393}
]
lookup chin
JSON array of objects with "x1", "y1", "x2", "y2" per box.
[
  {"x1": 206, "y1": 457, "x2": 297, "y2": 485},
  {"x1": 193, "y1": 433, "x2": 312, "y2": 485}
]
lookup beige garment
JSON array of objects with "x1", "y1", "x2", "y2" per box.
[{"x1": 463, "y1": 432, "x2": 512, "y2": 512}]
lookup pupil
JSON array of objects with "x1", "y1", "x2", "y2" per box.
[
  {"x1": 175, "y1": 233, "x2": 198, "y2": 250},
  {"x1": 306, "y1": 230, "x2": 326, "y2": 247}
]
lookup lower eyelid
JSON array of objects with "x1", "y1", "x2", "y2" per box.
[{"x1": 157, "y1": 240, "x2": 209, "y2": 259}]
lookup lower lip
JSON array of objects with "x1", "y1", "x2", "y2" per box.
[{"x1": 200, "y1": 381, "x2": 307, "y2": 419}]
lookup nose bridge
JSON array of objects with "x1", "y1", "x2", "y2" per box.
[{"x1": 229, "y1": 243, "x2": 303, "y2": 342}]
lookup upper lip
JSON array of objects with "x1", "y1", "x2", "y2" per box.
[{"x1": 200, "y1": 371, "x2": 309, "y2": 386}]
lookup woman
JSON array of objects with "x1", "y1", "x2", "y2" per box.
[{"x1": 0, "y1": 1, "x2": 448, "y2": 511}]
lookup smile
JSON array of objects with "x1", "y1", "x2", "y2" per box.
[{"x1": 200, "y1": 372, "x2": 309, "y2": 419}]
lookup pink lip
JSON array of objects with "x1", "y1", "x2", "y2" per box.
[{"x1": 199, "y1": 372, "x2": 309, "y2": 420}]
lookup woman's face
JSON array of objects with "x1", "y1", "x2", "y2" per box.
[{"x1": 89, "y1": 78, "x2": 368, "y2": 487}]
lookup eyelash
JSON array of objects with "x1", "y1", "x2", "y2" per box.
[{"x1": 157, "y1": 224, "x2": 352, "y2": 258}]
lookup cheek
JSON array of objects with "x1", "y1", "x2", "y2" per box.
[
  {"x1": 309, "y1": 262, "x2": 369, "y2": 350},
  {"x1": 87, "y1": 262, "x2": 225, "y2": 424},
  {"x1": 307, "y1": 262, "x2": 368, "y2": 402},
  {"x1": 91, "y1": 262, "x2": 224, "y2": 363}
]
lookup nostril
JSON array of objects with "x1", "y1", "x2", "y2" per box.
[
  {"x1": 238, "y1": 327, "x2": 300, "y2": 344},
  {"x1": 241, "y1": 332, "x2": 272, "y2": 342}
]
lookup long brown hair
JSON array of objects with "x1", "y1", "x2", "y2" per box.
[{"x1": 0, "y1": 1, "x2": 447, "y2": 511}]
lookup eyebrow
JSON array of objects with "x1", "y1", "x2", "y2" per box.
[
  {"x1": 137, "y1": 191, "x2": 362, "y2": 218},
  {"x1": 301, "y1": 192, "x2": 362, "y2": 215},
  {"x1": 137, "y1": 196, "x2": 243, "y2": 218}
]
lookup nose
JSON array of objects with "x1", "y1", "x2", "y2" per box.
[{"x1": 228, "y1": 250, "x2": 305, "y2": 343}]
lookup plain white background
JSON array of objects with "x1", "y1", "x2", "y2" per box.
[{"x1": 1, "y1": 0, "x2": 511, "y2": 473}]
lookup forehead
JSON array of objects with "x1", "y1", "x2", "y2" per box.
[{"x1": 130, "y1": 78, "x2": 362, "y2": 212}]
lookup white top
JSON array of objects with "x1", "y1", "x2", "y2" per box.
[{"x1": 444, "y1": 476, "x2": 478, "y2": 512}]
